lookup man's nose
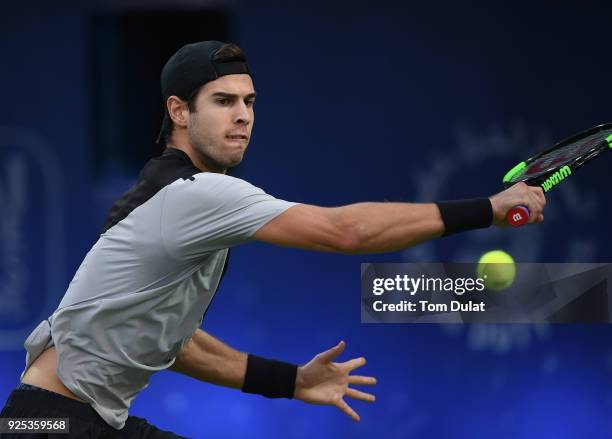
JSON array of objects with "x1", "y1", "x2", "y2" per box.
[{"x1": 233, "y1": 101, "x2": 251, "y2": 125}]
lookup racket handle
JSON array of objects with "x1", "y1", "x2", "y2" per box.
[{"x1": 507, "y1": 205, "x2": 530, "y2": 227}]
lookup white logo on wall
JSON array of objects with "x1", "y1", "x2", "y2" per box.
[
  {"x1": 403, "y1": 122, "x2": 599, "y2": 353},
  {"x1": 0, "y1": 127, "x2": 64, "y2": 349}
]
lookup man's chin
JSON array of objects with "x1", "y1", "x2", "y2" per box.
[{"x1": 220, "y1": 153, "x2": 245, "y2": 170}]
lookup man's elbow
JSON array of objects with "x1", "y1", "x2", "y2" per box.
[
  {"x1": 169, "y1": 337, "x2": 196, "y2": 372},
  {"x1": 330, "y1": 223, "x2": 363, "y2": 255},
  {"x1": 330, "y1": 235, "x2": 358, "y2": 255}
]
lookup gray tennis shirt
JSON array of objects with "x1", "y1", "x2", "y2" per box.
[{"x1": 21, "y1": 148, "x2": 296, "y2": 429}]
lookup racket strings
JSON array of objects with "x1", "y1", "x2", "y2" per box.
[{"x1": 519, "y1": 129, "x2": 612, "y2": 180}]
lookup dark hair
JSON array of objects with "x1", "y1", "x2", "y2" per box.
[
  {"x1": 212, "y1": 43, "x2": 245, "y2": 62},
  {"x1": 161, "y1": 87, "x2": 200, "y2": 146},
  {"x1": 162, "y1": 43, "x2": 247, "y2": 145}
]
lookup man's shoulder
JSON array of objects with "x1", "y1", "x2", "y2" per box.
[
  {"x1": 172, "y1": 172, "x2": 261, "y2": 196},
  {"x1": 191, "y1": 172, "x2": 252, "y2": 185}
]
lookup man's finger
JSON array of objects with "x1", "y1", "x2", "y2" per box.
[
  {"x1": 531, "y1": 185, "x2": 544, "y2": 199},
  {"x1": 348, "y1": 375, "x2": 377, "y2": 386},
  {"x1": 336, "y1": 398, "x2": 360, "y2": 422},
  {"x1": 528, "y1": 193, "x2": 542, "y2": 224},
  {"x1": 536, "y1": 188, "x2": 546, "y2": 207},
  {"x1": 346, "y1": 387, "x2": 375, "y2": 402},
  {"x1": 316, "y1": 340, "x2": 346, "y2": 363},
  {"x1": 341, "y1": 356, "x2": 366, "y2": 371},
  {"x1": 533, "y1": 191, "x2": 544, "y2": 213}
]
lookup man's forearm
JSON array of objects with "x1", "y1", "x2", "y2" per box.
[
  {"x1": 336, "y1": 202, "x2": 445, "y2": 254},
  {"x1": 168, "y1": 329, "x2": 247, "y2": 389}
]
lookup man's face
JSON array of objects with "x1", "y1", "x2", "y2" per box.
[{"x1": 187, "y1": 74, "x2": 255, "y2": 172}]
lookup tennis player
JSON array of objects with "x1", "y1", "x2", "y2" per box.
[{"x1": 0, "y1": 41, "x2": 546, "y2": 438}]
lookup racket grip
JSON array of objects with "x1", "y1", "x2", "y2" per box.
[{"x1": 507, "y1": 205, "x2": 530, "y2": 227}]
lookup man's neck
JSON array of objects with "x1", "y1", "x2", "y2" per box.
[{"x1": 166, "y1": 142, "x2": 226, "y2": 174}]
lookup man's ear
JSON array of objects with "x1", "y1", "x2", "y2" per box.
[{"x1": 167, "y1": 96, "x2": 190, "y2": 128}]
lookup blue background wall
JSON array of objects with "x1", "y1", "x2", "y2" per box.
[{"x1": 2, "y1": 1, "x2": 612, "y2": 438}]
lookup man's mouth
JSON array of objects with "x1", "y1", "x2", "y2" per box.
[{"x1": 226, "y1": 134, "x2": 248, "y2": 141}]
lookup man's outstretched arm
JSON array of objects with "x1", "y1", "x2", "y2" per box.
[
  {"x1": 168, "y1": 329, "x2": 376, "y2": 421},
  {"x1": 254, "y1": 182, "x2": 546, "y2": 254}
]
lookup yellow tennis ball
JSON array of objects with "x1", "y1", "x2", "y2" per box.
[{"x1": 476, "y1": 250, "x2": 516, "y2": 291}]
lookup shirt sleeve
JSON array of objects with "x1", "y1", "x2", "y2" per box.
[{"x1": 160, "y1": 173, "x2": 297, "y2": 259}]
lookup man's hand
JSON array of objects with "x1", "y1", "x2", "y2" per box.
[
  {"x1": 294, "y1": 341, "x2": 376, "y2": 422},
  {"x1": 489, "y1": 182, "x2": 546, "y2": 227}
]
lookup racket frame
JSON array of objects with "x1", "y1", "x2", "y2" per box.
[{"x1": 503, "y1": 123, "x2": 612, "y2": 191}]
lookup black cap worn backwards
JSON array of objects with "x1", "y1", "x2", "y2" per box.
[{"x1": 157, "y1": 40, "x2": 251, "y2": 145}]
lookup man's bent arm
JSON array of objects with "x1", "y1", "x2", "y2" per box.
[
  {"x1": 168, "y1": 328, "x2": 247, "y2": 389},
  {"x1": 168, "y1": 330, "x2": 377, "y2": 421}
]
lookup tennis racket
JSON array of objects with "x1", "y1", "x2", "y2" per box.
[{"x1": 503, "y1": 123, "x2": 612, "y2": 227}]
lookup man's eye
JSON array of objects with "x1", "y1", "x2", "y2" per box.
[
  {"x1": 217, "y1": 98, "x2": 230, "y2": 105},
  {"x1": 246, "y1": 100, "x2": 255, "y2": 107}
]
